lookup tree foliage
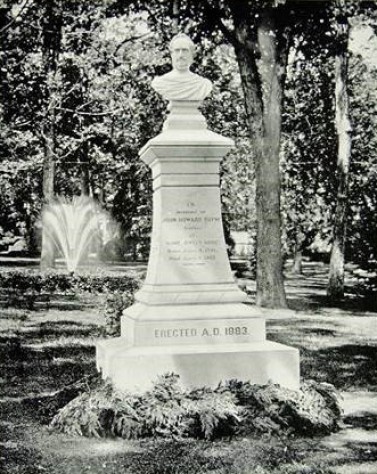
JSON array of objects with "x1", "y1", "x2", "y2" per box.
[
  {"x1": 281, "y1": 6, "x2": 338, "y2": 267},
  {"x1": 281, "y1": 2, "x2": 377, "y2": 281},
  {"x1": 0, "y1": 0, "x2": 252, "y2": 260},
  {"x1": 1, "y1": 0, "x2": 377, "y2": 293}
]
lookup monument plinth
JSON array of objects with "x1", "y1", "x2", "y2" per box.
[{"x1": 96, "y1": 34, "x2": 299, "y2": 393}]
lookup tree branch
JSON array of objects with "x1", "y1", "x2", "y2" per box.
[
  {"x1": 55, "y1": 106, "x2": 120, "y2": 117},
  {"x1": 0, "y1": 0, "x2": 32, "y2": 36},
  {"x1": 199, "y1": 0, "x2": 238, "y2": 46},
  {"x1": 114, "y1": 32, "x2": 152, "y2": 56}
]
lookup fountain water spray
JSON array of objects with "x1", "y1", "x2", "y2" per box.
[{"x1": 42, "y1": 195, "x2": 105, "y2": 272}]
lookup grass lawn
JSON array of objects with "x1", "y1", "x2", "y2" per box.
[{"x1": 1, "y1": 262, "x2": 376, "y2": 474}]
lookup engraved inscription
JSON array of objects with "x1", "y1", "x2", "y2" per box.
[
  {"x1": 155, "y1": 328, "x2": 198, "y2": 338},
  {"x1": 163, "y1": 201, "x2": 221, "y2": 267},
  {"x1": 225, "y1": 326, "x2": 249, "y2": 336},
  {"x1": 154, "y1": 326, "x2": 250, "y2": 338}
]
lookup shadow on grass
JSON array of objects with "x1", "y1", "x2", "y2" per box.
[
  {"x1": 286, "y1": 292, "x2": 377, "y2": 312},
  {"x1": 2, "y1": 358, "x2": 97, "y2": 397},
  {"x1": 126, "y1": 441, "x2": 233, "y2": 474},
  {"x1": 341, "y1": 441, "x2": 377, "y2": 463},
  {"x1": 269, "y1": 322, "x2": 377, "y2": 390},
  {"x1": 0, "y1": 323, "x2": 98, "y2": 403},
  {"x1": 17, "y1": 321, "x2": 102, "y2": 340},
  {"x1": 0, "y1": 443, "x2": 43, "y2": 474},
  {"x1": 118, "y1": 438, "x2": 307, "y2": 474},
  {"x1": 299, "y1": 345, "x2": 377, "y2": 390},
  {"x1": 344, "y1": 413, "x2": 377, "y2": 431},
  {"x1": 300, "y1": 327, "x2": 339, "y2": 337},
  {"x1": 0, "y1": 337, "x2": 96, "y2": 364}
]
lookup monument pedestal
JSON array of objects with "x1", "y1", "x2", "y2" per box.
[{"x1": 97, "y1": 101, "x2": 299, "y2": 393}]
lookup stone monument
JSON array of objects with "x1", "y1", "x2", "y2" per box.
[{"x1": 97, "y1": 33, "x2": 300, "y2": 392}]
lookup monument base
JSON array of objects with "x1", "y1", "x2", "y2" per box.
[{"x1": 97, "y1": 339, "x2": 299, "y2": 393}]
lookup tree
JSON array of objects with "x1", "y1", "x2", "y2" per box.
[
  {"x1": 0, "y1": 1, "x2": 161, "y2": 261},
  {"x1": 327, "y1": 1, "x2": 352, "y2": 299},
  {"x1": 0, "y1": 1, "x2": 45, "y2": 253},
  {"x1": 281, "y1": 7, "x2": 338, "y2": 273},
  {"x1": 40, "y1": 0, "x2": 63, "y2": 269},
  {"x1": 227, "y1": 2, "x2": 290, "y2": 307},
  {"x1": 327, "y1": 0, "x2": 377, "y2": 299},
  {"x1": 5, "y1": 0, "x2": 376, "y2": 290},
  {"x1": 279, "y1": 1, "x2": 377, "y2": 290},
  {"x1": 347, "y1": 55, "x2": 377, "y2": 269}
]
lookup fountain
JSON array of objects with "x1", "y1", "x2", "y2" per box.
[{"x1": 42, "y1": 195, "x2": 107, "y2": 272}]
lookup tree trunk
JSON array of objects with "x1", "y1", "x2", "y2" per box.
[
  {"x1": 80, "y1": 159, "x2": 91, "y2": 195},
  {"x1": 327, "y1": 12, "x2": 351, "y2": 300},
  {"x1": 293, "y1": 228, "x2": 304, "y2": 275},
  {"x1": 232, "y1": 6, "x2": 288, "y2": 308},
  {"x1": 80, "y1": 117, "x2": 90, "y2": 195},
  {"x1": 172, "y1": 0, "x2": 180, "y2": 34},
  {"x1": 78, "y1": 49, "x2": 91, "y2": 196},
  {"x1": 40, "y1": 118, "x2": 57, "y2": 269},
  {"x1": 40, "y1": 0, "x2": 62, "y2": 270},
  {"x1": 256, "y1": 12, "x2": 288, "y2": 308}
]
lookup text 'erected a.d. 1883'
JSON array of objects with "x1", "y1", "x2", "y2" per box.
[{"x1": 154, "y1": 326, "x2": 250, "y2": 338}]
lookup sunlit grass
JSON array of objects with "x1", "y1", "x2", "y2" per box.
[
  {"x1": 1, "y1": 262, "x2": 376, "y2": 474},
  {"x1": 24, "y1": 335, "x2": 101, "y2": 349}
]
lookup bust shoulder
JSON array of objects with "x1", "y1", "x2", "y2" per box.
[{"x1": 152, "y1": 70, "x2": 212, "y2": 102}]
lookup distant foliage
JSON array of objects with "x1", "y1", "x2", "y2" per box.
[
  {"x1": 347, "y1": 58, "x2": 377, "y2": 268},
  {"x1": 50, "y1": 374, "x2": 342, "y2": 440}
]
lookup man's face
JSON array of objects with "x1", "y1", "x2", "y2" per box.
[{"x1": 170, "y1": 38, "x2": 193, "y2": 72}]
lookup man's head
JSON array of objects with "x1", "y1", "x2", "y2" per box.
[{"x1": 169, "y1": 33, "x2": 195, "y2": 73}]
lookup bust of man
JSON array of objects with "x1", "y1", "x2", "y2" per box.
[{"x1": 152, "y1": 33, "x2": 213, "y2": 102}]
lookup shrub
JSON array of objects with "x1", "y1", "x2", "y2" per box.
[
  {"x1": 225, "y1": 379, "x2": 342, "y2": 436},
  {"x1": 140, "y1": 374, "x2": 241, "y2": 440},
  {"x1": 50, "y1": 374, "x2": 242, "y2": 440},
  {"x1": 50, "y1": 375, "x2": 342, "y2": 440},
  {"x1": 0, "y1": 269, "x2": 143, "y2": 309},
  {"x1": 50, "y1": 383, "x2": 143, "y2": 438},
  {"x1": 0, "y1": 269, "x2": 142, "y2": 295},
  {"x1": 104, "y1": 291, "x2": 135, "y2": 337}
]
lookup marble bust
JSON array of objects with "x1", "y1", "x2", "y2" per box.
[{"x1": 152, "y1": 33, "x2": 213, "y2": 102}]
